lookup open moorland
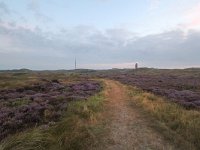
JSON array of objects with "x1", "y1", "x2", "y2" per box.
[
  {"x1": 0, "y1": 71, "x2": 102, "y2": 142},
  {"x1": 1, "y1": 68, "x2": 200, "y2": 150},
  {"x1": 98, "y1": 68, "x2": 200, "y2": 109}
]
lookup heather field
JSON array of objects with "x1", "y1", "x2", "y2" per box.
[
  {"x1": 1, "y1": 69, "x2": 200, "y2": 150},
  {"x1": 96, "y1": 68, "x2": 200, "y2": 149},
  {"x1": 0, "y1": 71, "x2": 102, "y2": 142},
  {"x1": 100, "y1": 68, "x2": 200, "y2": 109}
]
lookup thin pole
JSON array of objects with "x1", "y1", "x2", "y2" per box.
[{"x1": 75, "y1": 57, "x2": 76, "y2": 70}]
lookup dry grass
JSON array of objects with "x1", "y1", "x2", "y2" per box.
[{"x1": 128, "y1": 86, "x2": 200, "y2": 150}]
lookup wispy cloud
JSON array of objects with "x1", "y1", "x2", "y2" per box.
[
  {"x1": 27, "y1": 0, "x2": 52, "y2": 23},
  {"x1": 185, "y1": 2, "x2": 200, "y2": 30},
  {"x1": 179, "y1": 2, "x2": 200, "y2": 31},
  {"x1": 149, "y1": 0, "x2": 160, "y2": 11},
  {"x1": 0, "y1": 2, "x2": 10, "y2": 15}
]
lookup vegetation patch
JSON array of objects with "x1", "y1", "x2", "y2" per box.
[
  {"x1": 100, "y1": 69, "x2": 200, "y2": 109},
  {"x1": 0, "y1": 79, "x2": 102, "y2": 141},
  {"x1": 128, "y1": 86, "x2": 200, "y2": 150},
  {"x1": 0, "y1": 91, "x2": 105, "y2": 150}
]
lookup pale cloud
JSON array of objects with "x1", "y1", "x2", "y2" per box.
[
  {"x1": 149, "y1": 0, "x2": 160, "y2": 11},
  {"x1": 186, "y1": 3, "x2": 200, "y2": 30},
  {"x1": 1, "y1": 0, "x2": 200, "y2": 70},
  {"x1": 180, "y1": 2, "x2": 200, "y2": 31},
  {"x1": 0, "y1": 2, "x2": 10, "y2": 15},
  {"x1": 27, "y1": 0, "x2": 52, "y2": 23},
  {"x1": 0, "y1": 20, "x2": 200, "y2": 69}
]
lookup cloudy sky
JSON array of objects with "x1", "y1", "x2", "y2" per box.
[{"x1": 0, "y1": 0, "x2": 200, "y2": 70}]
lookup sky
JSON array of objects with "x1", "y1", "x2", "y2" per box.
[{"x1": 0, "y1": 0, "x2": 200, "y2": 70}]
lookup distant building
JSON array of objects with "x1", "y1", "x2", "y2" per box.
[{"x1": 135, "y1": 63, "x2": 138, "y2": 69}]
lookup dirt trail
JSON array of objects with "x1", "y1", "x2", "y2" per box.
[{"x1": 98, "y1": 80, "x2": 175, "y2": 150}]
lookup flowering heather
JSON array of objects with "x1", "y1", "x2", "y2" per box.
[
  {"x1": 0, "y1": 80, "x2": 102, "y2": 141},
  {"x1": 103, "y1": 73, "x2": 200, "y2": 109}
]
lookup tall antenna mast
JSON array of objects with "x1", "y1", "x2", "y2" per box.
[{"x1": 75, "y1": 57, "x2": 76, "y2": 70}]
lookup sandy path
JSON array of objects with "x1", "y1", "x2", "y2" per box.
[{"x1": 97, "y1": 79, "x2": 175, "y2": 150}]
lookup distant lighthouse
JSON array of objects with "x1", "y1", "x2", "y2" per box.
[{"x1": 135, "y1": 63, "x2": 138, "y2": 70}]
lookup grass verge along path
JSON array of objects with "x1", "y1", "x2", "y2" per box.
[{"x1": 128, "y1": 85, "x2": 200, "y2": 150}]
